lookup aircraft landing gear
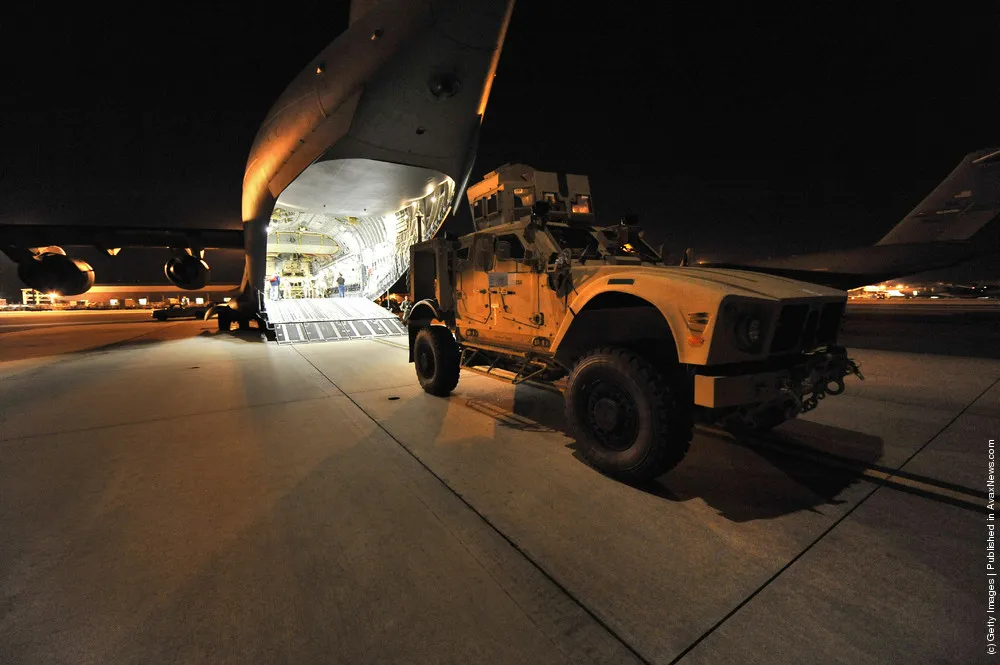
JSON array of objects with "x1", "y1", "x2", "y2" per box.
[{"x1": 217, "y1": 308, "x2": 232, "y2": 332}]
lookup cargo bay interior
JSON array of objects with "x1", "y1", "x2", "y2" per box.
[{"x1": 262, "y1": 158, "x2": 454, "y2": 342}]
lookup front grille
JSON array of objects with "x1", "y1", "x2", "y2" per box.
[
  {"x1": 770, "y1": 300, "x2": 845, "y2": 353},
  {"x1": 770, "y1": 304, "x2": 808, "y2": 352},
  {"x1": 816, "y1": 302, "x2": 846, "y2": 344},
  {"x1": 801, "y1": 310, "x2": 819, "y2": 349},
  {"x1": 817, "y1": 301, "x2": 845, "y2": 344}
]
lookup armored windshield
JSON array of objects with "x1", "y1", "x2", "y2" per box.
[
  {"x1": 599, "y1": 228, "x2": 661, "y2": 263},
  {"x1": 546, "y1": 224, "x2": 599, "y2": 257}
]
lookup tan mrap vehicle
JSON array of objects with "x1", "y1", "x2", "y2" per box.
[{"x1": 403, "y1": 169, "x2": 862, "y2": 485}]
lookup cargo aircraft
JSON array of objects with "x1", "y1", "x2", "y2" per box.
[
  {"x1": 0, "y1": 0, "x2": 995, "y2": 332},
  {"x1": 691, "y1": 147, "x2": 1000, "y2": 290},
  {"x1": 0, "y1": 0, "x2": 517, "y2": 333}
]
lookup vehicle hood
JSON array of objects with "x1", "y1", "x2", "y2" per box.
[{"x1": 576, "y1": 265, "x2": 847, "y2": 300}]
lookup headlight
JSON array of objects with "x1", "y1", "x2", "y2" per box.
[{"x1": 734, "y1": 314, "x2": 763, "y2": 351}]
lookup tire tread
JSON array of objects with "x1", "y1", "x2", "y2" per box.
[
  {"x1": 566, "y1": 346, "x2": 692, "y2": 483},
  {"x1": 415, "y1": 326, "x2": 461, "y2": 396}
]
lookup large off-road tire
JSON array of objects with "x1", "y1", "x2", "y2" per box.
[
  {"x1": 413, "y1": 326, "x2": 461, "y2": 396},
  {"x1": 565, "y1": 347, "x2": 693, "y2": 484}
]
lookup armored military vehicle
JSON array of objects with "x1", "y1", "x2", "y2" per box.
[{"x1": 404, "y1": 164, "x2": 862, "y2": 483}]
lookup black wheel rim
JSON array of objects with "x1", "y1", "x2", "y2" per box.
[
  {"x1": 584, "y1": 379, "x2": 639, "y2": 451},
  {"x1": 416, "y1": 340, "x2": 435, "y2": 378}
]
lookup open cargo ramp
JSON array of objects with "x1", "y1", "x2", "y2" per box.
[{"x1": 263, "y1": 297, "x2": 406, "y2": 344}]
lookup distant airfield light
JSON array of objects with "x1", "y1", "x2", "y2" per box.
[
  {"x1": 315, "y1": 62, "x2": 325, "y2": 75},
  {"x1": 47, "y1": 292, "x2": 58, "y2": 300},
  {"x1": 224, "y1": 297, "x2": 232, "y2": 302}
]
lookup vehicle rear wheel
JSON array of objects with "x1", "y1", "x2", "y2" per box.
[
  {"x1": 565, "y1": 347, "x2": 692, "y2": 484},
  {"x1": 413, "y1": 326, "x2": 460, "y2": 396}
]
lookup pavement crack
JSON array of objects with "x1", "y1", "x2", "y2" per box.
[
  {"x1": 670, "y1": 373, "x2": 1000, "y2": 663},
  {"x1": 292, "y1": 346, "x2": 654, "y2": 665}
]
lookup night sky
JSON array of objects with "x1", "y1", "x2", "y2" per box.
[{"x1": 1, "y1": 1, "x2": 997, "y2": 300}]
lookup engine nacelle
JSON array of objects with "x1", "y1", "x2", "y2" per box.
[
  {"x1": 18, "y1": 250, "x2": 96, "y2": 296},
  {"x1": 164, "y1": 254, "x2": 211, "y2": 290}
]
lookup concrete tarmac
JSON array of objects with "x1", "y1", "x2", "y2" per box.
[{"x1": 0, "y1": 312, "x2": 995, "y2": 664}]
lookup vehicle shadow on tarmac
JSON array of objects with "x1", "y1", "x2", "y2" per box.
[{"x1": 510, "y1": 384, "x2": 884, "y2": 523}]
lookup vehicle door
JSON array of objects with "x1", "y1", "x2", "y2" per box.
[
  {"x1": 488, "y1": 232, "x2": 548, "y2": 350},
  {"x1": 454, "y1": 233, "x2": 494, "y2": 336}
]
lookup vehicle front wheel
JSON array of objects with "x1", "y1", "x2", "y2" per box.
[
  {"x1": 565, "y1": 347, "x2": 692, "y2": 484},
  {"x1": 413, "y1": 326, "x2": 460, "y2": 396}
]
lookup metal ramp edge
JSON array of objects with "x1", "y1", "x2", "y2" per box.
[
  {"x1": 272, "y1": 316, "x2": 407, "y2": 345},
  {"x1": 261, "y1": 297, "x2": 406, "y2": 344}
]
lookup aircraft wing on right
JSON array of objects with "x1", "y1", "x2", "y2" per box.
[{"x1": 696, "y1": 147, "x2": 1000, "y2": 291}]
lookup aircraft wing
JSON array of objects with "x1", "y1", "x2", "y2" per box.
[
  {"x1": 696, "y1": 147, "x2": 1000, "y2": 291},
  {"x1": 696, "y1": 241, "x2": 984, "y2": 291},
  {"x1": 0, "y1": 224, "x2": 244, "y2": 296},
  {"x1": 0, "y1": 224, "x2": 243, "y2": 257}
]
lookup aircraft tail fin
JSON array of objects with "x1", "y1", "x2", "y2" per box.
[{"x1": 876, "y1": 147, "x2": 1000, "y2": 245}]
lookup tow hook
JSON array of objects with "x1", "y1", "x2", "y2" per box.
[{"x1": 847, "y1": 357, "x2": 865, "y2": 381}]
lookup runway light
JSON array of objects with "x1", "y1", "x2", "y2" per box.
[{"x1": 47, "y1": 292, "x2": 58, "y2": 299}]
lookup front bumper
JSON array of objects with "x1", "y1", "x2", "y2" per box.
[{"x1": 693, "y1": 346, "x2": 863, "y2": 409}]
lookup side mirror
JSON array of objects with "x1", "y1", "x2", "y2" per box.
[{"x1": 495, "y1": 240, "x2": 512, "y2": 261}]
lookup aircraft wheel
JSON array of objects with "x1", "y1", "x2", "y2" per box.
[
  {"x1": 413, "y1": 326, "x2": 460, "y2": 396},
  {"x1": 565, "y1": 347, "x2": 692, "y2": 484},
  {"x1": 217, "y1": 309, "x2": 231, "y2": 332}
]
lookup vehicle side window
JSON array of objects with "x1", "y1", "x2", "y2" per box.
[
  {"x1": 474, "y1": 235, "x2": 495, "y2": 271},
  {"x1": 495, "y1": 234, "x2": 525, "y2": 260}
]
